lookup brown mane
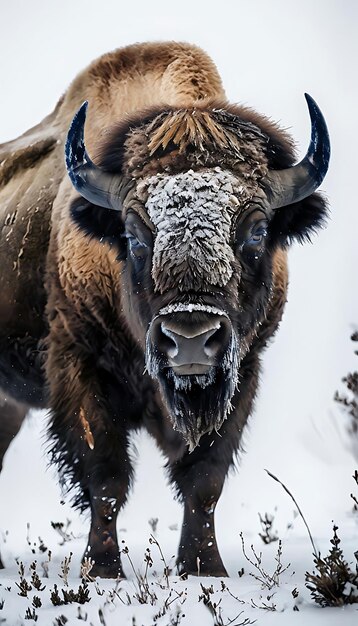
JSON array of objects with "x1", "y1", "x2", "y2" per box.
[{"x1": 148, "y1": 109, "x2": 249, "y2": 156}]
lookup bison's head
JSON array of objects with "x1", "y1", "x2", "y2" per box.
[{"x1": 65, "y1": 96, "x2": 329, "y2": 449}]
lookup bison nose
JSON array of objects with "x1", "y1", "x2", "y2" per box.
[{"x1": 153, "y1": 315, "x2": 232, "y2": 373}]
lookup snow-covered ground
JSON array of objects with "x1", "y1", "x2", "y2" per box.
[{"x1": 0, "y1": 0, "x2": 357, "y2": 624}]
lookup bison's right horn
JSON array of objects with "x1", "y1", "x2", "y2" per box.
[{"x1": 65, "y1": 101, "x2": 124, "y2": 211}]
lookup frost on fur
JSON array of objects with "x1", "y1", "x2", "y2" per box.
[{"x1": 142, "y1": 168, "x2": 244, "y2": 293}]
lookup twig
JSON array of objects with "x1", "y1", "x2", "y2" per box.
[{"x1": 265, "y1": 469, "x2": 318, "y2": 557}]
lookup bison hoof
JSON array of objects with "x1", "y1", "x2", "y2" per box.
[
  {"x1": 88, "y1": 561, "x2": 126, "y2": 579},
  {"x1": 177, "y1": 559, "x2": 228, "y2": 578},
  {"x1": 0, "y1": 557, "x2": 4, "y2": 569}
]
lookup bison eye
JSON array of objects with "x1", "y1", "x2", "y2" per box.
[
  {"x1": 245, "y1": 224, "x2": 267, "y2": 247},
  {"x1": 125, "y1": 233, "x2": 148, "y2": 261}
]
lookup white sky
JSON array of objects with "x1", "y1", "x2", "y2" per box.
[{"x1": 0, "y1": 0, "x2": 357, "y2": 603}]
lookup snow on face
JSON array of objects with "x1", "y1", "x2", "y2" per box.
[{"x1": 143, "y1": 168, "x2": 244, "y2": 293}]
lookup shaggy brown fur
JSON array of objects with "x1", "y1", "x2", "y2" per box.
[{"x1": 0, "y1": 41, "x2": 326, "y2": 578}]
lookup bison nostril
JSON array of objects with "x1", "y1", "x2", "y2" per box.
[
  {"x1": 204, "y1": 324, "x2": 226, "y2": 358},
  {"x1": 156, "y1": 324, "x2": 178, "y2": 358},
  {"x1": 204, "y1": 318, "x2": 231, "y2": 358},
  {"x1": 204, "y1": 326, "x2": 223, "y2": 357}
]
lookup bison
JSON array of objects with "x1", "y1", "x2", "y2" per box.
[{"x1": 0, "y1": 41, "x2": 329, "y2": 578}]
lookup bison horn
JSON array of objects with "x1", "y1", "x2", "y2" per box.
[
  {"x1": 263, "y1": 94, "x2": 330, "y2": 210},
  {"x1": 65, "y1": 101, "x2": 124, "y2": 211}
]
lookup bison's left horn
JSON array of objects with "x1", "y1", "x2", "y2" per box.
[
  {"x1": 65, "y1": 101, "x2": 123, "y2": 210},
  {"x1": 263, "y1": 94, "x2": 330, "y2": 210}
]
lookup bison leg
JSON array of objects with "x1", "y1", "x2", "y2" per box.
[
  {"x1": 168, "y1": 403, "x2": 255, "y2": 575},
  {"x1": 0, "y1": 393, "x2": 28, "y2": 568},
  {"x1": 166, "y1": 355, "x2": 259, "y2": 577},
  {"x1": 85, "y1": 474, "x2": 130, "y2": 579},
  {"x1": 169, "y1": 444, "x2": 229, "y2": 577},
  {"x1": 49, "y1": 404, "x2": 133, "y2": 579}
]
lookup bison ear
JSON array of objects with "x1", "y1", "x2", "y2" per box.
[
  {"x1": 70, "y1": 197, "x2": 127, "y2": 259},
  {"x1": 268, "y1": 191, "x2": 329, "y2": 246}
]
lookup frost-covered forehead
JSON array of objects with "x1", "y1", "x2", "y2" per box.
[{"x1": 141, "y1": 168, "x2": 247, "y2": 293}]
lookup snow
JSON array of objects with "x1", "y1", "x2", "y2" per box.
[
  {"x1": 1, "y1": 420, "x2": 357, "y2": 625},
  {"x1": 0, "y1": 0, "x2": 358, "y2": 624}
]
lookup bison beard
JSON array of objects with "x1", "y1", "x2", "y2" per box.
[{"x1": 145, "y1": 306, "x2": 239, "y2": 450}]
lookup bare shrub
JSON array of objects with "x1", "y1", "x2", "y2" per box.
[
  {"x1": 305, "y1": 525, "x2": 358, "y2": 606},
  {"x1": 258, "y1": 512, "x2": 278, "y2": 545},
  {"x1": 334, "y1": 331, "x2": 358, "y2": 437},
  {"x1": 239, "y1": 533, "x2": 290, "y2": 591}
]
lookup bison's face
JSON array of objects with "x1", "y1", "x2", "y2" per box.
[
  {"x1": 66, "y1": 98, "x2": 329, "y2": 449},
  {"x1": 119, "y1": 168, "x2": 274, "y2": 448}
]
